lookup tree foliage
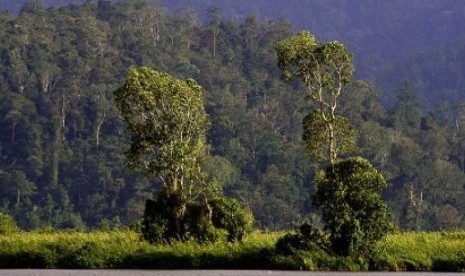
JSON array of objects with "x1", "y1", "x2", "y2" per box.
[
  {"x1": 115, "y1": 67, "x2": 224, "y2": 242},
  {"x1": 302, "y1": 110, "x2": 357, "y2": 161},
  {"x1": 312, "y1": 157, "x2": 392, "y2": 256},
  {"x1": 114, "y1": 67, "x2": 209, "y2": 197},
  {"x1": 276, "y1": 31, "x2": 354, "y2": 163}
]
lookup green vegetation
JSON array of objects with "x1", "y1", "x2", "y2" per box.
[
  {"x1": 115, "y1": 67, "x2": 210, "y2": 242},
  {"x1": 311, "y1": 157, "x2": 392, "y2": 257},
  {"x1": 0, "y1": 0, "x2": 464, "y2": 249},
  {"x1": 0, "y1": 1, "x2": 463, "y2": 271},
  {"x1": 0, "y1": 230, "x2": 464, "y2": 271},
  {"x1": 114, "y1": 67, "x2": 253, "y2": 243},
  {"x1": 0, "y1": 230, "x2": 281, "y2": 269},
  {"x1": 276, "y1": 31, "x2": 355, "y2": 164},
  {"x1": 275, "y1": 31, "x2": 390, "y2": 258},
  {"x1": 0, "y1": 212, "x2": 20, "y2": 234},
  {"x1": 373, "y1": 232, "x2": 465, "y2": 272}
]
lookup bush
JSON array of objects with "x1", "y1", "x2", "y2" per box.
[
  {"x1": 142, "y1": 190, "x2": 178, "y2": 243},
  {"x1": 313, "y1": 157, "x2": 392, "y2": 256},
  {"x1": 210, "y1": 197, "x2": 254, "y2": 242},
  {"x1": 142, "y1": 190, "x2": 253, "y2": 244},
  {"x1": 275, "y1": 222, "x2": 327, "y2": 255},
  {"x1": 0, "y1": 212, "x2": 20, "y2": 234}
]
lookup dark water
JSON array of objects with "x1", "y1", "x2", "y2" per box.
[{"x1": 0, "y1": 271, "x2": 458, "y2": 276}]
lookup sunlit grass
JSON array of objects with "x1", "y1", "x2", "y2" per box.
[
  {"x1": 373, "y1": 231, "x2": 465, "y2": 271},
  {"x1": 1, "y1": 230, "x2": 465, "y2": 271},
  {"x1": 0, "y1": 230, "x2": 283, "y2": 269}
]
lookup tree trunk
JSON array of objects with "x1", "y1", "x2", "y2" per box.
[
  {"x1": 61, "y1": 92, "x2": 66, "y2": 142},
  {"x1": 11, "y1": 121, "x2": 17, "y2": 145},
  {"x1": 212, "y1": 28, "x2": 218, "y2": 58},
  {"x1": 95, "y1": 117, "x2": 104, "y2": 147},
  {"x1": 327, "y1": 121, "x2": 337, "y2": 164},
  {"x1": 50, "y1": 117, "x2": 62, "y2": 188}
]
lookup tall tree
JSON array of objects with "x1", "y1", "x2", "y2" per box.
[
  {"x1": 276, "y1": 31, "x2": 355, "y2": 163},
  {"x1": 114, "y1": 67, "x2": 210, "y2": 237},
  {"x1": 388, "y1": 81, "x2": 422, "y2": 135}
]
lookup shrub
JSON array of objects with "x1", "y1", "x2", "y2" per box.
[
  {"x1": 210, "y1": 197, "x2": 254, "y2": 242},
  {"x1": 275, "y1": 222, "x2": 327, "y2": 255},
  {"x1": 142, "y1": 191, "x2": 253, "y2": 243},
  {"x1": 313, "y1": 157, "x2": 392, "y2": 256},
  {"x1": 0, "y1": 212, "x2": 20, "y2": 234},
  {"x1": 142, "y1": 191, "x2": 176, "y2": 243}
]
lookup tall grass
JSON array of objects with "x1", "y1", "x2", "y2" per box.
[
  {"x1": 1, "y1": 230, "x2": 465, "y2": 271},
  {"x1": 271, "y1": 231, "x2": 465, "y2": 271},
  {"x1": 372, "y1": 231, "x2": 465, "y2": 271},
  {"x1": 0, "y1": 230, "x2": 282, "y2": 269},
  {"x1": 0, "y1": 230, "x2": 146, "y2": 268}
]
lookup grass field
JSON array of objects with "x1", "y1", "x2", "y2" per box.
[
  {"x1": 372, "y1": 231, "x2": 465, "y2": 271},
  {"x1": 1, "y1": 230, "x2": 464, "y2": 271},
  {"x1": 0, "y1": 230, "x2": 282, "y2": 269}
]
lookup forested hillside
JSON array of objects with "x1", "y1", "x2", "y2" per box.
[
  {"x1": 0, "y1": 0, "x2": 464, "y2": 231},
  {"x1": 3, "y1": 0, "x2": 464, "y2": 108},
  {"x1": 154, "y1": 0, "x2": 465, "y2": 108}
]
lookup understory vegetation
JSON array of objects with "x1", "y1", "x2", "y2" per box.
[{"x1": 0, "y1": 230, "x2": 464, "y2": 271}]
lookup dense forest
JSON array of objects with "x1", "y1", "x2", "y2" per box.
[
  {"x1": 3, "y1": 0, "x2": 465, "y2": 108},
  {"x1": 0, "y1": 0, "x2": 465, "y2": 232}
]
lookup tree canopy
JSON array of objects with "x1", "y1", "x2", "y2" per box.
[
  {"x1": 276, "y1": 31, "x2": 355, "y2": 163},
  {"x1": 115, "y1": 67, "x2": 209, "y2": 197}
]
